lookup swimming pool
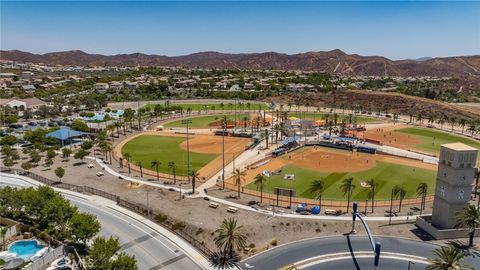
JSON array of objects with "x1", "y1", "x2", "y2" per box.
[{"x1": 8, "y1": 240, "x2": 46, "y2": 261}]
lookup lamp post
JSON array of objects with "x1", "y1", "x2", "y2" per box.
[
  {"x1": 222, "y1": 119, "x2": 226, "y2": 190},
  {"x1": 407, "y1": 261, "x2": 415, "y2": 270},
  {"x1": 182, "y1": 119, "x2": 192, "y2": 183},
  {"x1": 179, "y1": 184, "x2": 182, "y2": 200}
]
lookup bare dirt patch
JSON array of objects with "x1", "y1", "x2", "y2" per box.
[{"x1": 364, "y1": 124, "x2": 422, "y2": 149}]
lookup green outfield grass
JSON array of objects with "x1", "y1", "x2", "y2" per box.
[
  {"x1": 396, "y1": 127, "x2": 480, "y2": 158},
  {"x1": 164, "y1": 114, "x2": 253, "y2": 128},
  {"x1": 143, "y1": 102, "x2": 268, "y2": 112},
  {"x1": 286, "y1": 112, "x2": 382, "y2": 124},
  {"x1": 246, "y1": 161, "x2": 436, "y2": 201},
  {"x1": 121, "y1": 135, "x2": 217, "y2": 176}
]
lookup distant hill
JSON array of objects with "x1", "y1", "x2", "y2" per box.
[{"x1": 2, "y1": 49, "x2": 480, "y2": 91}]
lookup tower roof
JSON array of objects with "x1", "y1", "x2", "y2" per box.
[{"x1": 442, "y1": 142, "x2": 478, "y2": 151}]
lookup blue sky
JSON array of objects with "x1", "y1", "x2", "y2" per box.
[{"x1": 1, "y1": 1, "x2": 479, "y2": 60}]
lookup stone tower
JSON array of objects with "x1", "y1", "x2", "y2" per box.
[{"x1": 432, "y1": 143, "x2": 478, "y2": 229}]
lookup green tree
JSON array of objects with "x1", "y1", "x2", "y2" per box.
[
  {"x1": 209, "y1": 250, "x2": 241, "y2": 270},
  {"x1": 44, "y1": 158, "x2": 54, "y2": 168},
  {"x1": 110, "y1": 253, "x2": 138, "y2": 270},
  {"x1": 366, "y1": 179, "x2": 377, "y2": 213},
  {"x1": 416, "y1": 182, "x2": 428, "y2": 215},
  {"x1": 455, "y1": 205, "x2": 480, "y2": 247},
  {"x1": 69, "y1": 212, "x2": 101, "y2": 245},
  {"x1": 62, "y1": 148, "x2": 72, "y2": 159},
  {"x1": 233, "y1": 169, "x2": 246, "y2": 199},
  {"x1": 150, "y1": 160, "x2": 161, "y2": 181},
  {"x1": 168, "y1": 161, "x2": 177, "y2": 184},
  {"x1": 71, "y1": 120, "x2": 89, "y2": 132},
  {"x1": 29, "y1": 150, "x2": 41, "y2": 164},
  {"x1": 74, "y1": 149, "x2": 90, "y2": 163},
  {"x1": 81, "y1": 140, "x2": 94, "y2": 150},
  {"x1": 0, "y1": 227, "x2": 7, "y2": 250},
  {"x1": 340, "y1": 177, "x2": 355, "y2": 213},
  {"x1": 1, "y1": 144, "x2": 12, "y2": 157},
  {"x1": 2, "y1": 158, "x2": 13, "y2": 168},
  {"x1": 213, "y1": 218, "x2": 247, "y2": 255},
  {"x1": 0, "y1": 135, "x2": 18, "y2": 146},
  {"x1": 54, "y1": 167, "x2": 65, "y2": 181},
  {"x1": 21, "y1": 161, "x2": 33, "y2": 171},
  {"x1": 46, "y1": 149, "x2": 56, "y2": 159},
  {"x1": 309, "y1": 179, "x2": 325, "y2": 209},
  {"x1": 253, "y1": 174, "x2": 267, "y2": 203},
  {"x1": 393, "y1": 184, "x2": 407, "y2": 212},
  {"x1": 426, "y1": 246, "x2": 473, "y2": 270}
]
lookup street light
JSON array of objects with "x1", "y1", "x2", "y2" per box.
[
  {"x1": 181, "y1": 119, "x2": 192, "y2": 183},
  {"x1": 407, "y1": 261, "x2": 415, "y2": 270}
]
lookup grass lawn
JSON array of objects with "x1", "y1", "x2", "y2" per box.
[
  {"x1": 246, "y1": 161, "x2": 436, "y2": 201},
  {"x1": 164, "y1": 114, "x2": 252, "y2": 128},
  {"x1": 286, "y1": 112, "x2": 382, "y2": 124},
  {"x1": 396, "y1": 127, "x2": 480, "y2": 158},
  {"x1": 143, "y1": 102, "x2": 268, "y2": 112},
  {"x1": 121, "y1": 135, "x2": 217, "y2": 176}
]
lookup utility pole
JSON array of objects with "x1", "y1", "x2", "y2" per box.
[
  {"x1": 146, "y1": 190, "x2": 150, "y2": 218},
  {"x1": 182, "y1": 119, "x2": 192, "y2": 183},
  {"x1": 222, "y1": 119, "x2": 226, "y2": 190}
]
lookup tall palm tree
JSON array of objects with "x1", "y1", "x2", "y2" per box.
[
  {"x1": 459, "y1": 119, "x2": 467, "y2": 134},
  {"x1": 416, "y1": 182, "x2": 428, "y2": 215},
  {"x1": 103, "y1": 143, "x2": 113, "y2": 164},
  {"x1": 263, "y1": 129, "x2": 270, "y2": 149},
  {"x1": 253, "y1": 174, "x2": 267, "y2": 203},
  {"x1": 168, "y1": 161, "x2": 177, "y2": 184},
  {"x1": 214, "y1": 218, "x2": 247, "y2": 255},
  {"x1": 426, "y1": 246, "x2": 473, "y2": 270},
  {"x1": 190, "y1": 170, "x2": 199, "y2": 193},
  {"x1": 123, "y1": 152, "x2": 131, "y2": 175},
  {"x1": 455, "y1": 205, "x2": 480, "y2": 247},
  {"x1": 309, "y1": 179, "x2": 325, "y2": 209},
  {"x1": 150, "y1": 160, "x2": 161, "y2": 181},
  {"x1": 449, "y1": 116, "x2": 457, "y2": 131},
  {"x1": 366, "y1": 179, "x2": 377, "y2": 213},
  {"x1": 208, "y1": 250, "x2": 241, "y2": 270},
  {"x1": 393, "y1": 184, "x2": 407, "y2": 212},
  {"x1": 340, "y1": 177, "x2": 355, "y2": 213},
  {"x1": 233, "y1": 169, "x2": 246, "y2": 198},
  {"x1": 136, "y1": 161, "x2": 143, "y2": 177}
]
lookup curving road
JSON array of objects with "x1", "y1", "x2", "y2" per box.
[
  {"x1": 1, "y1": 175, "x2": 206, "y2": 270},
  {"x1": 240, "y1": 235, "x2": 480, "y2": 270}
]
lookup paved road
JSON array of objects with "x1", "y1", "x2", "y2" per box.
[
  {"x1": 1, "y1": 176, "x2": 204, "y2": 270},
  {"x1": 303, "y1": 257, "x2": 427, "y2": 270},
  {"x1": 240, "y1": 235, "x2": 480, "y2": 270}
]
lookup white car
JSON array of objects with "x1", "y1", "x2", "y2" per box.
[
  {"x1": 87, "y1": 164, "x2": 94, "y2": 168},
  {"x1": 96, "y1": 172, "x2": 104, "y2": 177}
]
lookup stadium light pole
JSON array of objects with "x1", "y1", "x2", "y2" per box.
[
  {"x1": 182, "y1": 119, "x2": 192, "y2": 183},
  {"x1": 222, "y1": 118, "x2": 226, "y2": 190}
]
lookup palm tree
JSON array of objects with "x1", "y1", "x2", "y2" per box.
[
  {"x1": 150, "y1": 160, "x2": 161, "y2": 181},
  {"x1": 214, "y1": 218, "x2": 247, "y2": 255},
  {"x1": 123, "y1": 152, "x2": 131, "y2": 175},
  {"x1": 340, "y1": 177, "x2": 356, "y2": 213},
  {"x1": 103, "y1": 143, "x2": 113, "y2": 164},
  {"x1": 459, "y1": 119, "x2": 467, "y2": 134},
  {"x1": 0, "y1": 226, "x2": 8, "y2": 250},
  {"x1": 309, "y1": 179, "x2": 325, "y2": 209},
  {"x1": 393, "y1": 185, "x2": 407, "y2": 212},
  {"x1": 190, "y1": 170, "x2": 199, "y2": 194},
  {"x1": 455, "y1": 205, "x2": 480, "y2": 247},
  {"x1": 253, "y1": 174, "x2": 267, "y2": 203},
  {"x1": 168, "y1": 161, "x2": 177, "y2": 184},
  {"x1": 366, "y1": 179, "x2": 377, "y2": 213},
  {"x1": 233, "y1": 169, "x2": 246, "y2": 198},
  {"x1": 449, "y1": 116, "x2": 457, "y2": 131},
  {"x1": 426, "y1": 246, "x2": 473, "y2": 270},
  {"x1": 263, "y1": 129, "x2": 270, "y2": 149},
  {"x1": 136, "y1": 161, "x2": 143, "y2": 177},
  {"x1": 416, "y1": 182, "x2": 428, "y2": 215},
  {"x1": 208, "y1": 250, "x2": 241, "y2": 270}
]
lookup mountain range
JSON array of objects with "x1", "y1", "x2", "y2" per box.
[{"x1": 2, "y1": 49, "x2": 480, "y2": 81}]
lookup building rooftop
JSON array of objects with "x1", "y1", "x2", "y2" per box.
[{"x1": 442, "y1": 142, "x2": 478, "y2": 151}]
